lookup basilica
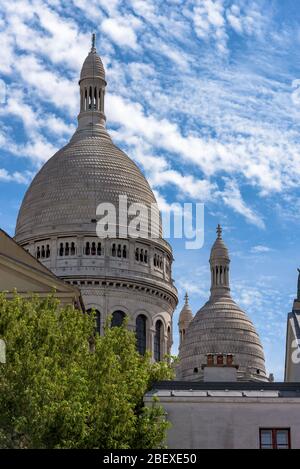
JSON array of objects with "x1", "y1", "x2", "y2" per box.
[
  {"x1": 1, "y1": 37, "x2": 300, "y2": 448},
  {"x1": 14, "y1": 38, "x2": 177, "y2": 361}
]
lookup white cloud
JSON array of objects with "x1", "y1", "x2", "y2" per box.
[
  {"x1": 221, "y1": 178, "x2": 265, "y2": 228},
  {"x1": 251, "y1": 245, "x2": 272, "y2": 254},
  {"x1": 14, "y1": 55, "x2": 77, "y2": 115},
  {"x1": 0, "y1": 168, "x2": 33, "y2": 184},
  {"x1": 102, "y1": 16, "x2": 141, "y2": 50},
  {"x1": 0, "y1": 79, "x2": 6, "y2": 104}
]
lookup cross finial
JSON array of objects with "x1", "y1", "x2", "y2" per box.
[
  {"x1": 184, "y1": 292, "x2": 189, "y2": 304},
  {"x1": 217, "y1": 224, "x2": 222, "y2": 239},
  {"x1": 91, "y1": 33, "x2": 96, "y2": 51}
]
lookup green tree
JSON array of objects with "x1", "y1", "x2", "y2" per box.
[{"x1": 0, "y1": 293, "x2": 174, "y2": 449}]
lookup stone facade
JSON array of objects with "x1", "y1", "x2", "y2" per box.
[
  {"x1": 145, "y1": 381, "x2": 300, "y2": 449},
  {"x1": 0, "y1": 229, "x2": 82, "y2": 308},
  {"x1": 14, "y1": 40, "x2": 177, "y2": 359}
]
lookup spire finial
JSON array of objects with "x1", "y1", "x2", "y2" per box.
[
  {"x1": 91, "y1": 33, "x2": 96, "y2": 51},
  {"x1": 217, "y1": 224, "x2": 222, "y2": 239},
  {"x1": 184, "y1": 292, "x2": 189, "y2": 304}
]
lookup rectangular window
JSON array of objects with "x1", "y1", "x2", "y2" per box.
[{"x1": 259, "y1": 429, "x2": 290, "y2": 449}]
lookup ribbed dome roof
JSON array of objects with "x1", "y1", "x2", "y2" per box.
[
  {"x1": 15, "y1": 40, "x2": 161, "y2": 242},
  {"x1": 80, "y1": 48, "x2": 105, "y2": 82},
  {"x1": 210, "y1": 224, "x2": 229, "y2": 261},
  {"x1": 15, "y1": 136, "x2": 160, "y2": 240},
  {"x1": 178, "y1": 296, "x2": 267, "y2": 381},
  {"x1": 179, "y1": 293, "x2": 193, "y2": 324}
]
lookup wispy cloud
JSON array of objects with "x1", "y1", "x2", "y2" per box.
[{"x1": 251, "y1": 245, "x2": 272, "y2": 254}]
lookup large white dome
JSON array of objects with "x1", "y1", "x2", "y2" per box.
[
  {"x1": 13, "y1": 38, "x2": 177, "y2": 363},
  {"x1": 15, "y1": 135, "x2": 160, "y2": 242}
]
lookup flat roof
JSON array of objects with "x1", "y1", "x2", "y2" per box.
[{"x1": 151, "y1": 381, "x2": 300, "y2": 396}]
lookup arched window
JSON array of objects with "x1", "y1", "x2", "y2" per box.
[
  {"x1": 91, "y1": 242, "x2": 96, "y2": 255},
  {"x1": 144, "y1": 250, "x2": 148, "y2": 263},
  {"x1": 41, "y1": 245, "x2": 45, "y2": 258},
  {"x1": 95, "y1": 310, "x2": 101, "y2": 334},
  {"x1": 112, "y1": 244, "x2": 116, "y2": 257},
  {"x1": 59, "y1": 243, "x2": 64, "y2": 256},
  {"x1": 117, "y1": 244, "x2": 121, "y2": 257},
  {"x1": 135, "y1": 248, "x2": 139, "y2": 261},
  {"x1": 85, "y1": 242, "x2": 90, "y2": 255},
  {"x1": 46, "y1": 244, "x2": 50, "y2": 258},
  {"x1": 71, "y1": 242, "x2": 75, "y2": 256},
  {"x1": 136, "y1": 315, "x2": 147, "y2": 355},
  {"x1": 123, "y1": 245, "x2": 127, "y2": 258},
  {"x1": 111, "y1": 310, "x2": 126, "y2": 327},
  {"x1": 37, "y1": 246, "x2": 40, "y2": 259},
  {"x1": 97, "y1": 242, "x2": 102, "y2": 256},
  {"x1": 89, "y1": 86, "x2": 92, "y2": 109},
  {"x1": 84, "y1": 88, "x2": 87, "y2": 111},
  {"x1": 65, "y1": 242, "x2": 69, "y2": 256},
  {"x1": 167, "y1": 325, "x2": 172, "y2": 354},
  {"x1": 154, "y1": 320, "x2": 163, "y2": 362},
  {"x1": 94, "y1": 87, "x2": 97, "y2": 109}
]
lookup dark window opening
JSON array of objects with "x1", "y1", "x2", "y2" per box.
[
  {"x1": 46, "y1": 244, "x2": 50, "y2": 258},
  {"x1": 154, "y1": 320, "x2": 163, "y2": 362},
  {"x1": 117, "y1": 244, "x2": 121, "y2": 258},
  {"x1": 111, "y1": 310, "x2": 126, "y2": 328},
  {"x1": 136, "y1": 314, "x2": 147, "y2": 355}
]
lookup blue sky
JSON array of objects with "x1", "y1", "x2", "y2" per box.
[{"x1": 1, "y1": 0, "x2": 300, "y2": 379}]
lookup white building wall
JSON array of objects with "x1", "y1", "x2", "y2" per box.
[{"x1": 144, "y1": 393, "x2": 300, "y2": 449}]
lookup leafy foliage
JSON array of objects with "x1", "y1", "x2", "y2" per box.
[{"x1": 0, "y1": 293, "x2": 174, "y2": 448}]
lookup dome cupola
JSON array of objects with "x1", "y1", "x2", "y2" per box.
[
  {"x1": 177, "y1": 226, "x2": 267, "y2": 382},
  {"x1": 178, "y1": 292, "x2": 193, "y2": 348}
]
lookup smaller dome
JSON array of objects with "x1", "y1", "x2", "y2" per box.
[
  {"x1": 179, "y1": 293, "x2": 193, "y2": 324},
  {"x1": 210, "y1": 224, "x2": 229, "y2": 261},
  {"x1": 80, "y1": 48, "x2": 105, "y2": 83}
]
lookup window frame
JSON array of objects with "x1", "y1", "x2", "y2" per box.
[{"x1": 259, "y1": 428, "x2": 291, "y2": 449}]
